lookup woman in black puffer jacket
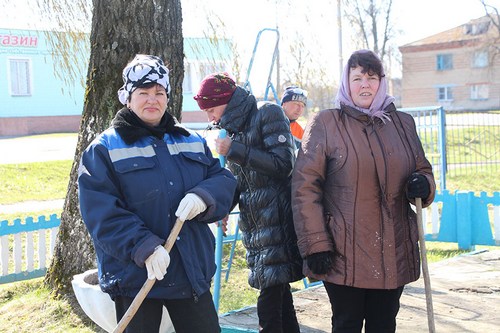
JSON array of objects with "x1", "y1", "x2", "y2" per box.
[{"x1": 194, "y1": 73, "x2": 304, "y2": 333}]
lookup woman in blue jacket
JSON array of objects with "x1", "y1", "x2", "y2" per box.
[{"x1": 78, "y1": 54, "x2": 237, "y2": 333}]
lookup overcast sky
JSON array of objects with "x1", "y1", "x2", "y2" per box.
[
  {"x1": 181, "y1": 0, "x2": 493, "y2": 81},
  {"x1": 1, "y1": 0, "x2": 496, "y2": 82}
]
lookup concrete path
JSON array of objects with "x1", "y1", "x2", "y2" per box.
[
  {"x1": 220, "y1": 250, "x2": 500, "y2": 333},
  {"x1": 0, "y1": 133, "x2": 78, "y2": 164},
  {"x1": 0, "y1": 199, "x2": 64, "y2": 214}
]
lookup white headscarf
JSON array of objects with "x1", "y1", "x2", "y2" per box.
[{"x1": 117, "y1": 54, "x2": 171, "y2": 105}]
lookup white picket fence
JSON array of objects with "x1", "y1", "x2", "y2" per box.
[{"x1": 0, "y1": 214, "x2": 59, "y2": 284}]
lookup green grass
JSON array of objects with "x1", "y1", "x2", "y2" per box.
[
  {"x1": 418, "y1": 124, "x2": 500, "y2": 187},
  {"x1": 446, "y1": 126, "x2": 498, "y2": 164},
  {"x1": 0, "y1": 161, "x2": 72, "y2": 204},
  {"x1": 217, "y1": 243, "x2": 260, "y2": 313},
  {"x1": 445, "y1": 167, "x2": 499, "y2": 194},
  {"x1": 0, "y1": 278, "x2": 105, "y2": 333},
  {"x1": 425, "y1": 242, "x2": 469, "y2": 262}
]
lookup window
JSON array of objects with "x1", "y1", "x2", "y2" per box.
[
  {"x1": 436, "y1": 54, "x2": 453, "y2": 71},
  {"x1": 470, "y1": 84, "x2": 489, "y2": 100},
  {"x1": 464, "y1": 22, "x2": 490, "y2": 35},
  {"x1": 182, "y1": 62, "x2": 193, "y2": 93},
  {"x1": 437, "y1": 86, "x2": 453, "y2": 101},
  {"x1": 9, "y1": 58, "x2": 32, "y2": 96},
  {"x1": 472, "y1": 50, "x2": 488, "y2": 68}
]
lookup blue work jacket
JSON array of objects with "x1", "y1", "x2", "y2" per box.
[{"x1": 78, "y1": 127, "x2": 236, "y2": 300}]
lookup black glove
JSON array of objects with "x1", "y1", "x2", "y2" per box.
[
  {"x1": 406, "y1": 172, "x2": 430, "y2": 199},
  {"x1": 306, "y1": 251, "x2": 333, "y2": 275}
]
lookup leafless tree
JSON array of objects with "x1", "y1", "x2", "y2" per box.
[
  {"x1": 480, "y1": 0, "x2": 500, "y2": 55},
  {"x1": 342, "y1": 0, "x2": 396, "y2": 66},
  {"x1": 43, "y1": 0, "x2": 184, "y2": 295},
  {"x1": 275, "y1": 0, "x2": 338, "y2": 113},
  {"x1": 203, "y1": 15, "x2": 243, "y2": 81},
  {"x1": 281, "y1": 37, "x2": 336, "y2": 114}
]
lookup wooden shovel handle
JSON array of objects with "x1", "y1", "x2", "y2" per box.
[
  {"x1": 112, "y1": 218, "x2": 185, "y2": 333},
  {"x1": 416, "y1": 198, "x2": 436, "y2": 333}
]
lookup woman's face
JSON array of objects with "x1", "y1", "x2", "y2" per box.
[
  {"x1": 349, "y1": 66, "x2": 380, "y2": 109},
  {"x1": 127, "y1": 84, "x2": 168, "y2": 126},
  {"x1": 202, "y1": 104, "x2": 227, "y2": 124}
]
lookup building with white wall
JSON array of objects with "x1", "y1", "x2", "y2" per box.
[{"x1": 0, "y1": 28, "x2": 232, "y2": 136}]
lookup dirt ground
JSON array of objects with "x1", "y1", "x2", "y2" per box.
[{"x1": 219, "y1": 249, "x2": 500, "y2": 332}]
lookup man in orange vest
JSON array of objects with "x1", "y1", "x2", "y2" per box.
[{"x1": 281, "y1": 86, "x2": 308, "y2": 149}]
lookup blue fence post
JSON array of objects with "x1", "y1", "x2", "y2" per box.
[
  {"x1": 436, "y1": 190, "x2": 457, "y2": 242},
  {"x1": 456, "y1": 191, "x2": 473, "y2": 250},
  {"x1": 213, "y1": 129, "x2": 227, "y2": 312},
  {"x1": 471, "y1": 192, "x2": 495, "y2": 246},
  {"x1": 437, "y1": 106, "x2": 447, "y2": 190}
]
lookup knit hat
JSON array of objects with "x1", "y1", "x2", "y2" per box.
[
  {"x1": 193, "y1": 72, "x2": 237, "y2": 109},
  {"x1": 281, "y1": 86, "x2": 308, "y2": 105},
  {"x1": 117, "y1": 54, "x2": 171, "y2": 105}
]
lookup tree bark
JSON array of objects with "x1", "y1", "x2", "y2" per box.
[{"x1": 45, "y1": 0, "x2": 184, "y2": 294}]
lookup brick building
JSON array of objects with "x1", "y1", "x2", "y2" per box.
[{"x1": 399, "y1": 15, "x2": 500, "y2": 111}]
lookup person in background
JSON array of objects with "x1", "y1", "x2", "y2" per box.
[
  {"x1": 194, "y1": 72, "x2": 303, "y2": 333},
  {"x1": 281, "y1": 86, "x2": 308, "y2": 149},
  {"x1": 291, "y1": 49, "x2": 436, "y2": 333},
  {"x1": 78, "y1": 55, "x2": 237, "y2": 333}
]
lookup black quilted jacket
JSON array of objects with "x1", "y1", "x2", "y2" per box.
[{"x1": 220, "y1": 86, "x2": 304, "y2": 289}]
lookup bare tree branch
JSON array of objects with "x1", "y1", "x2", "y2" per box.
[{"x1": 343, "y1": 0, "x2": 397, "y2": 73}]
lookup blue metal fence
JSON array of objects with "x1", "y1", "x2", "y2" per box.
[
  {"x1": 401, "y1": 107, "x2": 500, "y2": 191},
  {"x1": 400, "y1": 106, "x2": 447, "y2": 190}
]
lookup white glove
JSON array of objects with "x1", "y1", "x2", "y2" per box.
[
  {"x1": 145, "y1": 245, "x2": 170, "y2": 280},
  {"x1": 175, "y1": 193, "x2": 207, "y2": 222}
]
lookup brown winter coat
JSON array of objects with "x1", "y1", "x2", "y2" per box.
[{"x1": 292, "y1": 103, "x2": 436, "y2": 289}]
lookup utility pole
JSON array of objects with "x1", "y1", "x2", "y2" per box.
[
  {"x1": 275, "y1": 0, "x2": 280, "y2": 95},
  {"x1": 337, "y1": 0, "x2": 343, "y2": 80}
]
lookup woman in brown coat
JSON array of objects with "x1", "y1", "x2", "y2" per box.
[{"x1": 292, "y1": 49, "x2": 436, "y2": 333}]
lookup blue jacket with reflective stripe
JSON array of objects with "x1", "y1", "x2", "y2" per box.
[{"x1": 78, "y1": 127, "x2": 237, "y2": 299}]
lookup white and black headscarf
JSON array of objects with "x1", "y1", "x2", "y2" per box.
[
  {"x1": 113, "y1": 54, "x2": 189, "y2": 143},
  {"x1": 117, "y1": 54, "x2": 171, "y2": 105}
]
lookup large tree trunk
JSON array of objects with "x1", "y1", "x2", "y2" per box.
[{"x1": 45, "y1": 0, "x2": 184, "y2": 294}]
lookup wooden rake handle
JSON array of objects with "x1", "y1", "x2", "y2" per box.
[
  {"x1": 112, "y1": 218, "x2": 185, "y2": 333},
  {"x1": 416, "y1": 198, "x2": 436, "y2": 333}
]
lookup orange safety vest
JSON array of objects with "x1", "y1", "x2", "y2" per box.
[
  {"x1": 290, "y1": 121, "x2": 304, "y2": 149},
  {"x1": 290, "y1": 121, "x2": 304, "y2": 140}
]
